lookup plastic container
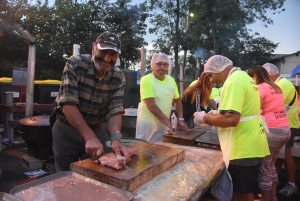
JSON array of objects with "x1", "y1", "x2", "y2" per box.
[
  {"x1": 33, "y1": 80, "x2": 61, "y2": 104},
  {"x1": 0, "y1": 77, "x2": 26, "y2": 103},
  {"x1": 122, "y1": 70, "x2": 140, "y2": 109}
]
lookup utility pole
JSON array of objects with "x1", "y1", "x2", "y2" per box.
[
  {"x1": 140, "y1": 47, "x2": 147, "y2": 78},
  {"x1": 181, "y1": 10, "x2": 193, "y2": 96}
]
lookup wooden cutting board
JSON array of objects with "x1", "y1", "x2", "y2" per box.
[
  {"x1": 163, "y1": 126, "x2": 209, "y2": 146},
  {"x1": 70, "y1": 141, "x2": 185, "y2": 192}
]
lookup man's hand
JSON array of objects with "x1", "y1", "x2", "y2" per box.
[
  {"x1": 85, "y1": 137, "x2": 104, "y2": 158},
  {"x1": 111, "y1": 140, "x2": 130, "y2": 162},
  {"x1": 165, "y1": 121, "x2": 173, "y2": 134},
  {"x1": 177, "y1": 120, "x2": 186, "y2": 131}
]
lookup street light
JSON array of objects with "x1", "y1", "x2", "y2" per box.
[{"x1": 180, "y1": 10, "x2": 194, "y2": 96}]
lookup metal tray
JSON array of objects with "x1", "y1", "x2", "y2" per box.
[
  {"x1": 194, "y1": 131, "x2": 220, "y2": 150},
  {"x1": 0, "y1": 192, "x2": 21, "y2": 201},
  {"x1": 10, "y1": 171, "x2": 133, "y2": 201}
]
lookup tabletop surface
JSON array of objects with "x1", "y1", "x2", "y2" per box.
[{"x1": 132, "y1": 141, "x2": 224, "y2": 201}]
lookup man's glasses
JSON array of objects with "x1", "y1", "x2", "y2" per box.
[{"x1": 155, "y1": 62, "x2": 169, "y2": 67}]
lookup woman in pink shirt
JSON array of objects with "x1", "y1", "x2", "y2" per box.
[{"x1": 248, "y1": 66, "x2": 291, "y2": 201}]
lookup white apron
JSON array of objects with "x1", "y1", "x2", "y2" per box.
[
  {"x1": 218, "y1": 115, "x2": 269, "y2": 168},
  {"x1": 212, "y1": 68, "x2": 268, "y2": 201},
  {"x1": 218, "y1": 67, "x2": 269, "y2": 168},
  {"x1": 135, "y1": 74, "x2": 174, "y2": 143}
]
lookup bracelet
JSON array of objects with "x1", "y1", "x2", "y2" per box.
[
  {"x1": 178, "y1": 118, "x2": 184, "y2": 121},
  {"x1": 111, "y1": 130, "x2": 122, "y2": 142}
]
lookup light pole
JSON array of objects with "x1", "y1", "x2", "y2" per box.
[{"x1": 180, "y1": 11, "x2": 193, "y2": 96}]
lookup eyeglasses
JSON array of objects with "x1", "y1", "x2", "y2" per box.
[{"x1": 155, "y1": 63, "x2": 169, "y2": 67}]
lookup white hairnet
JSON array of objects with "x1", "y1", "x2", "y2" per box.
[
  {"x1": 150, "y1": 52, "x2": 170, "y2": 69},
  {"x1": 204, "y1": 55, "x2": 233, "y2": 73},
  {"x1": 262, "y1": 63, "x2": 279, "y2": 75}
]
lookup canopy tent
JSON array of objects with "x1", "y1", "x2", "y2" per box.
[
  {"x1": 290, "y1": 63, "x2": 300, "y2": 85},
  {"x1": 291, "y1": 64, "x2": 300, "y2": 77}
]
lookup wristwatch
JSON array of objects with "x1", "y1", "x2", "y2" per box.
[
  {"x1": 178, "y1": 118, "x2": 184, "y2": 121},
  {"x1": 111, "y1": 130, "x2": 122, "y2": 142}
]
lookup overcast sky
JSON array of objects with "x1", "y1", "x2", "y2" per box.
[{"x1": 130, "y1": 0, "x2": 299, "y2": 54}]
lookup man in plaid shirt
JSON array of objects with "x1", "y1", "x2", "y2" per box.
[{"x1": 52, "y1": 31, "x2": 129, "y2": 171}]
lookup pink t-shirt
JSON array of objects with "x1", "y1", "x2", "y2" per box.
[{"x1": 258, "y1": 83, "x2": 289, "y2": 128}]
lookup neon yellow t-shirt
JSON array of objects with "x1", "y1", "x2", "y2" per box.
[
  {"x1": 219, "y1": 70, "x2": 270, "y2": 160},
  {"x1": 276, "y1": 78, "x2": 298, "y2": 128},
  {"x1": 190, "y1": 80, "x2": 221, "y2": 100},
  {"x1": 190, "y1": 80, "x2": 197, "y2": 86},
  {"x1": 140, "y1": 74, "x2": 180, "y2": 103},
  {"x1": 209, "y1": 88, "x2": 220, "y2": 100}
]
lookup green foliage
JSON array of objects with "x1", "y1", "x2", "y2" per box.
[
  {"x1": 0, "y1": 0, "x2": 148, "y2": 79},
  {"x1": 147, "y1": 0, "x2": 190, "y2": 82},
  {"x1": 0, "y1": 0, "x2": 285, "y2": 81},
  {"x1": 147, "y1": 0, "x2": 284, "y2": 78}
]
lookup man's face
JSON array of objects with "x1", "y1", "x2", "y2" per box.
[
  {"x1": 153, "y1": 62, "x2": 169, "y2": 76},
  {"x1": 207, "y1": 72, "x2": 222, "y2": 86},
  {"x1": 209, "y1": 79, "x2": 216, "y2": 89},
  {"x1": 92, "y1": 44, "x2": 119, "y2": 73}
]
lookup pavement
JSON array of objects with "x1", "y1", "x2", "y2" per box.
[{"x1": 0, "y1": 139, "x2": 300, "y2": 201}]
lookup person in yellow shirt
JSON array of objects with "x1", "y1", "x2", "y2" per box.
[
  {"x1": 263, "y1": 63, "x2": 299, "y2": 197},
  {"x1": 135, "y1": 53, "x2": 186, "y2": 143},
  {"x1": 195, "y1": 55, "x2": 270, "y2": 201}
]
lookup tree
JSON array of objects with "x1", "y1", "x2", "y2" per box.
[
  {"x1": 103, "y1": 0, "x2": 149, "y2": 69},
  {"x1": 0, "y1": 0, "x2": 148, "y2": 79},
  {"x1": 147, "y1": 0, "x2": 190, "y2": 82},
  {"x1": 188, "y1": 0, "x2": 283, "y2": 61},
  {"x1": 147, "y1": 0, "x2": 284, "y2": 79}
]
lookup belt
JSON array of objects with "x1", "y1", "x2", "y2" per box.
[{"x1": 57, "y1": 116, "x2": 99, "y2": 130}]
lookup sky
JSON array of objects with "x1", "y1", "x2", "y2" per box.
[
  {"x1": 247, "y1": 0, "x2": 300, "y2": 54},
  {"x1": 46, "y1": 0, "x2": 299, "y2": 54},
  {"x1": 130, "y1": 0, "x2": 300, "y2": 55}
]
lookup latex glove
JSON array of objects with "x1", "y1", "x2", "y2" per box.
[
  {"x1": 193, "y1": 111, "x2": 206, "y2": 125},
  {"x1": 208, "y1": 110, "x2": 218, "y2": 114}
]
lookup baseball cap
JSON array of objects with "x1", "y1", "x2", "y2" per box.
[{"x1": 95, "y1": 31, "x2": 121, "y2": 54}]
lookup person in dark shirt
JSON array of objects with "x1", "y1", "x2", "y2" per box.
[
  {"x1": 52, "y1": 31, "x2": 129, "y2": 171},
  {"x1": 181, "y1": 73, "x2": 216, "y2": 128}
]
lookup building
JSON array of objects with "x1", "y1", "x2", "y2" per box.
[{"x1": 268, "y1": 51, "x2": 300, "y2": 75}]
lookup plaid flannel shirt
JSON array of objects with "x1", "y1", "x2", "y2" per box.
[{"x1": 55, "y1": 54, "x2": 125, "y2": 127}]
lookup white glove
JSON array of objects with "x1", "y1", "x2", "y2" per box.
[
  {"x1": 208, "y1": 110, "x2": 218, "y2": 114},
  {"x1": 193, "y1": 111, "x2": 206, "y2": 125}
]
